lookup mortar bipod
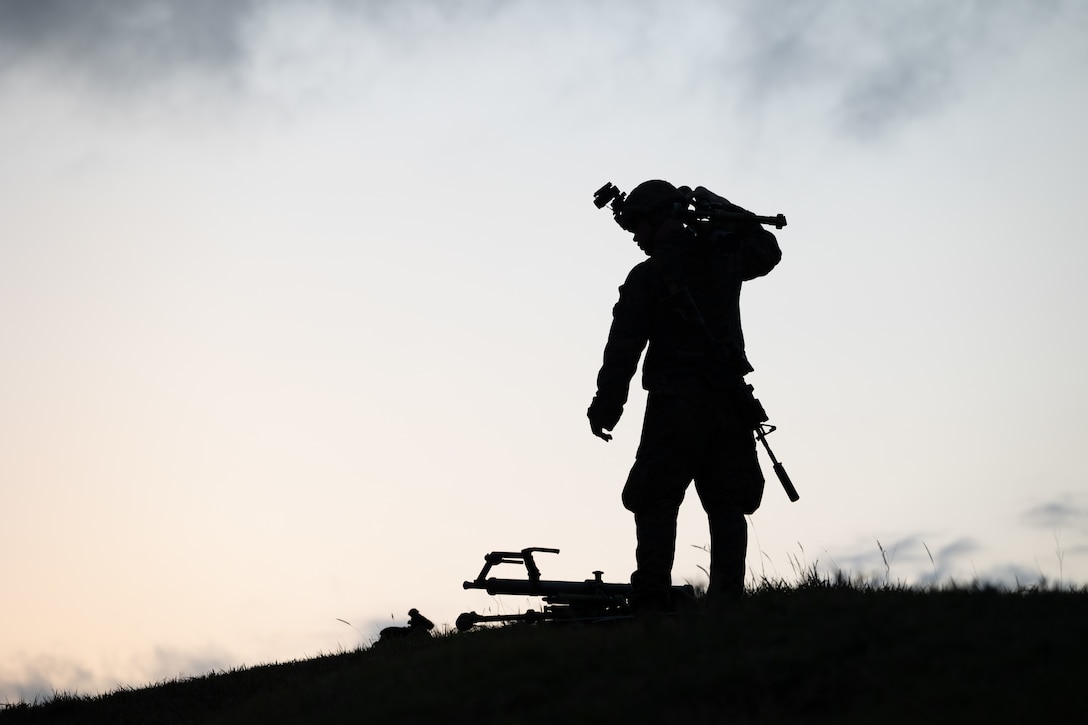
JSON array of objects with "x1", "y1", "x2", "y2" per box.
[{"x1": 464, "y1": 547, "x2": 560, "y2": 587}]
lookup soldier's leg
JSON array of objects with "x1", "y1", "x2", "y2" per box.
[
  {"x1": 622, "y1": 392, "x2": 698, "y2": 612},
  {"x1": 694, "y1": 406, "x2": 765, "y2": 609},
  {"x1": 705, "y1": 504, "x2": 747, "y2": 605},
  {"x1": 629, "y1": 506, "x2": 681, "y2": 611}
]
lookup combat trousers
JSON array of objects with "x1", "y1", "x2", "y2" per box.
[{"x1": 622, "y1": 387, "x2": 764, "y2": 611}]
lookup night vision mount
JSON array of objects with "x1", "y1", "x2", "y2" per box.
[{"x1": 594, "y1": 182, "x2": 787, "y2": 231}]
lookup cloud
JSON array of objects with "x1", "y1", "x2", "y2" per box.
[
  {"x1": 0, "y1": 654, "x2": 99, "y2": 704},
  {"x1": 814, "y1": 533, "x2": 984, "y2": 586},
  {"x1": 815, "y1": 532, "x2": 1088, "y2": 590},
  {"x1": 0, "y1": 0, "x2": 258, "y2": 90},
  {"x1": 722, "y1": 0, "x2": 1085, "y2": 140},
  {"x1": 135, "y1": 645, "x2": 237, "y2": 685},
  {"x1": 0, "y1": 0, "x2": 538, "y2": 88},
  {"x1": 4, "y1": 0, "x2": 1081, "y2": 142},
  {"x1": 0, "y1": 645, "x2": 235, "y2": 704},
  {"x1": 972, "y1": 562, "x2": 1052, "y2": 589},
  {"x1": 1023, "y1": 495, "x2": 1088, "y2": 533}
]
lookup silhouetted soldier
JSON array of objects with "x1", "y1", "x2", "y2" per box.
[
  {"x1": 588, "y1": 180, "x2": 782, "y2": 614},
  {"x1": 378, "y1": 608, "x2": 435, "y2": 642}
]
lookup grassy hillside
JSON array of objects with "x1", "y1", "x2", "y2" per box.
[{"x1": 3, "y1": 578, "x2": 1085, "y2": 724}]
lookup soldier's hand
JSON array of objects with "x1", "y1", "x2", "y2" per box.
[
  {"x1": 591, "y1": 422, "x2": 613, "y2": 442},
  {"x1": 587, "y1": 398, "x2": 618, "y2": 441}
]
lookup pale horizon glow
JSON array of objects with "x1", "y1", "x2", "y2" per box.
[{"x1": 2, "y1": 0, "x2": 1087, "y2": 702}]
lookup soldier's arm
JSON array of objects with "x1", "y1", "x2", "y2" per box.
[
  {"x1": 588, "y1": 264, "x2": 655, "y2": 437},
  {"x1": 738, "y1": 227, "x2": 782, "y2": 281}
]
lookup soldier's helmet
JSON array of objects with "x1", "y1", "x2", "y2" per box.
[{"x1": 616, "y1": 180, "x2": 686, "y2": 232}]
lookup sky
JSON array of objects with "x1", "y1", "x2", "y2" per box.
[{"x1": 2, "y1": 0, "x2": 1087, "y2": 703}]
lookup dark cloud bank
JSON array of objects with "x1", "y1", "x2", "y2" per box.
[
  {"x1": 1, "y1": 0, "x2": 1082, "y2": 139},
  {"x1": 0, "y1": 0, "x2": 255, "y2": 87}
]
